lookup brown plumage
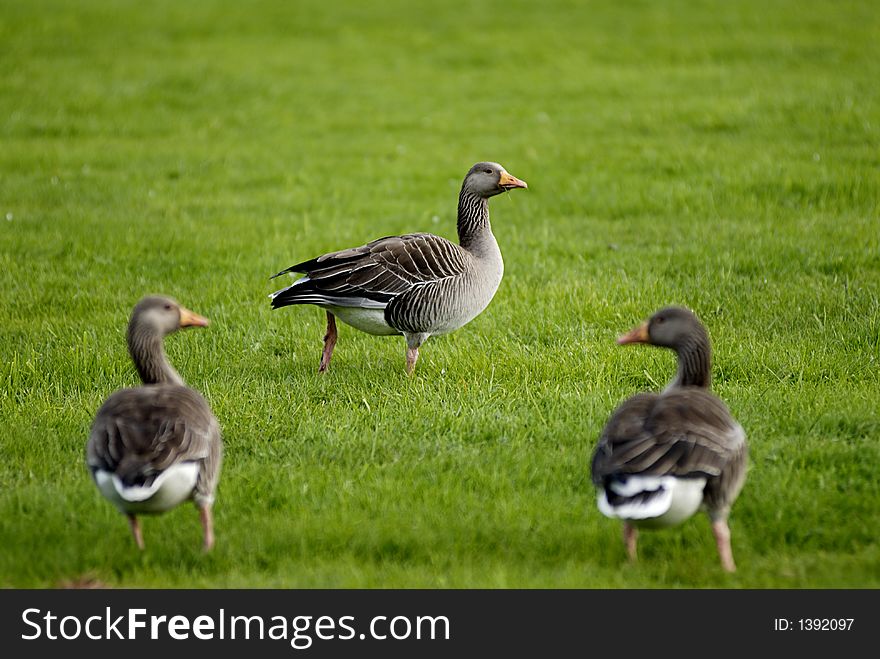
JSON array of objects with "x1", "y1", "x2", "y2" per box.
[
  {"x1": 86, "y1": 296, "x2": 222, "y2": 551},
  {"x1": 590, "y1": 306, "x2": 748, "y2": 572},
  {"x1": 270, "y1": 162, "x2": 527, "y2": 374}
]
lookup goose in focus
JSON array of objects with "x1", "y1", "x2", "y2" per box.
[
  {"x1": 86, "y1": 296, "x2": 222, "y2": 551},
  {"x1": 269, "y1": 162, "x2": 527, "y2": 374},
  {"x1": 590, "y1": 307, "x2": 748, "y2": 572}
]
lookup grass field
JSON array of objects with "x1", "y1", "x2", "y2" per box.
[{"x1": 1, "y1": 0, "x2": 878, "y2": 588}]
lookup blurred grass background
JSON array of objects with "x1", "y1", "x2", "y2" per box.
[{"x1": 0, "y1": 0, "x2": 878, "y2": 587}]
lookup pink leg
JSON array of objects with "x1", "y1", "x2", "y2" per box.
[
  {"x1": 318, "y1": 312, "x2": 337, "y2": 373},
  {"x1": 200, "y1": 506, "x2": 215, "y2": 552},
  {"x1": 128, "y1": 514, "x2": 144, "y2": 550},
  {"x1": 404, "y1": 333, "x2": 427, "y2": 374},
  {"x1": 712, "y1": 519, "x2": 736, "y2": 572},
  {"x1": 624, "y1": 522, "x2": 638, "y2": 562},
  {"x1": 405, "y1": 346, "x2": 419, "y2": 375}
]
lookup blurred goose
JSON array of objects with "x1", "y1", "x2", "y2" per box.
[
  {"x1": 590, "y1": 307, "x2": 748, "y2": 572},
  {"x1": 86, "y1": 296, "x2": 222, "y2": 551},
  {"x1": 269, "y1": 162, "x2": 527, "y2": 374}
]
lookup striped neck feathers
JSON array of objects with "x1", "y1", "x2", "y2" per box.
[
  {"x1": 669, "y1": 330, "x2": 712, "y2": 390},
  {"x1": 457, "y1": 189, "x2": 491, "y2": 250},
  {"x1": 127, "y1": 322, "x2": 184, "y2": 386}
]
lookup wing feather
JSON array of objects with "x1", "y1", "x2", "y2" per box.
[
  {"x1": 591, "y1": 389, "x2": 745, "y2": 485},
  {"x1": 87, "y1": 385, "x2": 218, "y2": 489},
  {"x1": 270, "y1": 233, "x2": 468, "y2": 310}
]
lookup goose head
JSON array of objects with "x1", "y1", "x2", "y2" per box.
[
  {"x1": 129, "y1": 295, "x2": 209, "y2": 339},
  {"x1": 617, "y1": 306, "x2": 707, "y2": 350},
  {"x1": 462, "y1": 162, "x2": 528, "y2": 198},
  {"x1": 125, "y1": 296, "x2": 209, "y2": 386}
]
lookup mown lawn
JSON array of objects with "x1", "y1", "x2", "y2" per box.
[{"x1": 1, "y1": 0, "x2": 878, "y2": 588}]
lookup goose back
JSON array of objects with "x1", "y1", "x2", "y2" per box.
[
  {"x1": 592, "y1": 387, "x2": 747, "y2": 518},
  {"x1": 271, "y1": 230, "x2": 502, "y2": 336},
  {"x1": 87, "y1": 384, "x2": 222, "y2": 509}
]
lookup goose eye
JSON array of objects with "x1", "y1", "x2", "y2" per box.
[
  {"x1": 164, "y1": 304, "x2": 172, "y2": 311},
  {"x1": 655, "y1": 317, "x2": 665, "y2": 324},
  {"x1": 485, "y1": 169, "x2": 493, "y2": 174}
]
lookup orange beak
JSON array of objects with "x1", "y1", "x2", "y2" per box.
[
  {"x1": 499, "y1": 171, "x2": 528, "y2": 190},
  {"x1": 179, "y1": 306, "x2": 210, "y2": 328},
  {"x1": 617, "y1": 321, "x2": 649, "y2": 345}
]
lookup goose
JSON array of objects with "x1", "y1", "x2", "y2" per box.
[
  {"x1": 590, "y1": 306, "x2": 748, "y2": 572},
  {"x1": 86, "y1": 296, "x2": 222, "y2": 551},
  {"x1": 269, "y1": 162, "x2": 527, "y2": 374}
]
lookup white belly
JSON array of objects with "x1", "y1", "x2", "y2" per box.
[
  {"x1": 94, "y1": 463, "x2": 199, "y2": 515},
  {"x1": 328, "y1": 306, "x2": 399, "y2": 336},
  {"x1": 430, "y1": 298, "x2": 493, "y2": 336},
  {"x1": 426, "y1": 265, "x2": 504, "y2": 336}
]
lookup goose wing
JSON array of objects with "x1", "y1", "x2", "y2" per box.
[
  {"x1": 591, "y1": 388, "x2": 745, "y2": 484},
  {"x1": 270, "y1": 232, "x2": 467, "y2": 309},
  {"x1": 87, "y1": 385, "x2": 219, "y2": 488}
]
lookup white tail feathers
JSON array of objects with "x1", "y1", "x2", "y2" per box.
[
  {"x1": 94, "y1": 463, "x2": 199, "y2": 514},
  {"x1": 597, "y1": 475, "x2": 707, "y2": 528}
]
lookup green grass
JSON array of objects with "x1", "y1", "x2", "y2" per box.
[{"x1": 1, "y1": 0, "x2": 879, "y2": 588}]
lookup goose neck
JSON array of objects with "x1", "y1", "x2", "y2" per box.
[
  {"x1": 671, "y1": 333, "x2": 712, "y2": 389},
  {"x1": 457, "y1": 189, "x2": 491, "y2": 251},
  {"x1": 127, "y1": 323, "x2": 184, "y2": 386}
]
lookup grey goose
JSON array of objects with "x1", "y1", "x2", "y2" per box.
[
  {"x1": 269, "y1": 162, "x2": 527, "y2": 373},
  {"x1": 590, "y1": 307, "x2": 748, "y2": 572},
  {"x1": 86, "y1": 296, "x2": 222, "y2": 551}
]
